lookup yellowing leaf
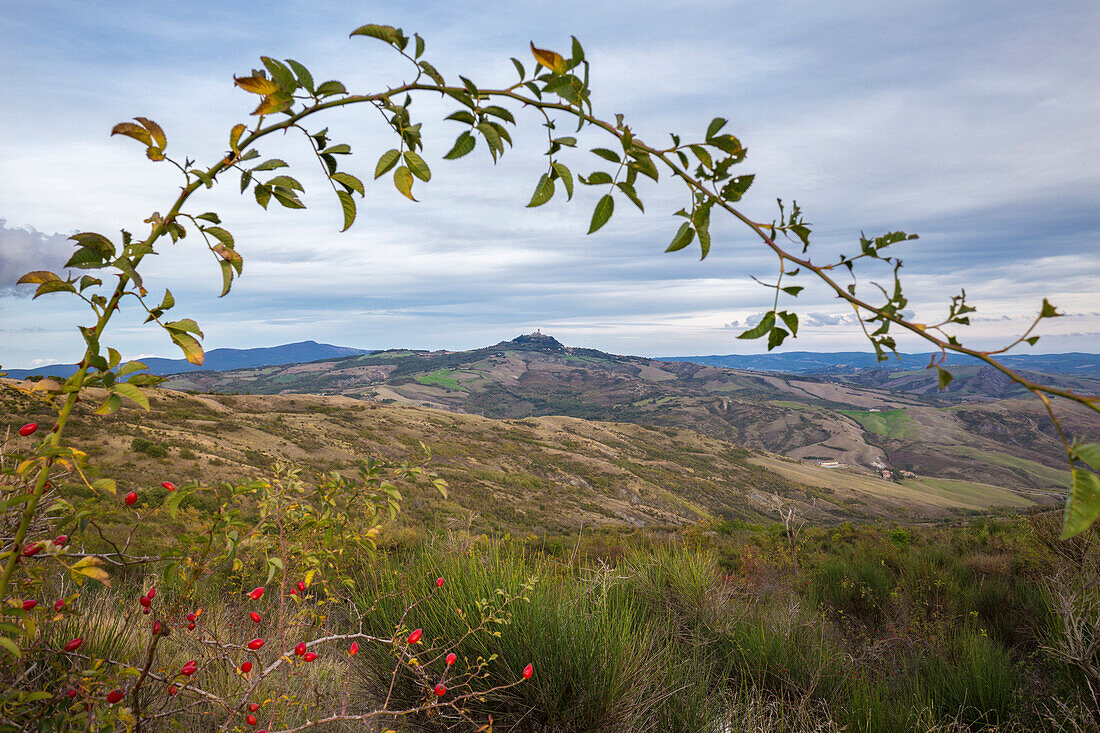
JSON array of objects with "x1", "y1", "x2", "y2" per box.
[
  {"x1": 111, "y1": 122, "x2": 152, "y2": 146},
  {"x1": 251, "y1": 92, "x2": 294, "y2": 116},
  {"x1": 234, "y1": 75, "x2": 280, "y2": 95},
  {"x1": 16, "y1": 271, "x2": 61, "y2": 284},
  {"x1": 530, "y1": 42, "x2": 567, "y2": 74},
  {"x1": 134, "y1": 117, "x2": 166, "y2": 149},
  {"x1": 31, "y1": 379, "x2": 62, "y2": 393},
  {"x1": 393, "y1": 166, "x2": 417, "y2": 201}
]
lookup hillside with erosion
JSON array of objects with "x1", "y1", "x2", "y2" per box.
[
  {"x1": 2, "y1": 376, "x2": 1053, "y2": 537},
  {"x1": 157, "y1": 335, "x2": 1096, "y2": 499}
]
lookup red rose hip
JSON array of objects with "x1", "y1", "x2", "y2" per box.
[
  {"x1": 240, "y1": 661, "x2": 253, "y2": 673},
  {"x1": 446, "y1": 652, "x2": 456, "y2": 666},
  {"x1": 63, "y1": 637, "x2": 83, "y2": 652},
  {"x1": 434, "y1": 683, "x2": 447, "y2": 696},
  {"x1": 247, "y1": 638, "x2": 265, "y2": 650},
  {"x1": 107, "y1": 688, "x2": 124, "y2": 704},
  {"x1": 124, "y1": 492, "x2": 138, "y2": 506},
  {"x1": 407, "y1": 628, "x2": 422, "y2": 645},
  {"x1": 18, "y1": 423, "x2": 38, "y2": 437},
  {"x1": 162, "y1": 481, "x2": 175, "y2": 491}
]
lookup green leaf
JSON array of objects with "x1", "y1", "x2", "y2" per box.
[
  {"x1": 315, "y1": 80, "x2": 347, "y2": 96},
  {"x1": 265, "y1": 175, "x2": 303, "y2": 191},
  {"x1": 1040, "y1": 298, "x2": 1061, "y2": 318},
  {"x1": 251, "y1": 158, "x2": 289, "y2": 172},
  {"x1": 1073, "y1": 443, "x2": 1100, "y2": 471},
  {"x1": 580, "y1": 171, "x2": 613, "y2": 186},
  {"x1": 0, "y1": 637, "x2": 20, "y2": 659},
  {"x1": 476, "y1": 122, "x2": 503, "y2": 159},
  {"x1": 936, "y1": 367, "x2": 954, "y2": 390},
  {"x1": 552, "y1": 162, "x2": 573, "y2": 200},
  {"x1": 164, "y1": 488, "x2": 186, "y2": 518},
  {"x1": 93, "y1": 393, "x2": 122, "y2": 416},
  {"x1": 587, "y1": 194, "x2": 614, "y2": 234},
  {"x1": 419, "y1": 61, "x2": 444, "y2": 86},
  {"x1": 1024, "y1": 336, "x2": 1040, "y2": 346},
  {"x1": 721, "y1": 174, "x2": 755, "y2": 202},
  {"x1": 482, "y1": 105, "x2": 516, "y2": 124},
  {"x1": 331, "y1": 172, "x2": 364, "y2": 195},
  {"x1": 1062, "y1": 469, "x2": 1100, "y2": 539},
  {"x1": 709, "y1": 134, "x2": 744, "y2": 156},
  {"x1": 689, "y1": 145, "x2": 713, "y2": 169},
  {"x1": 706, "y1": 117, "x2": 728, "y2": 140},
  {"x1": 630, "y1": 153, "x2": 659, "y2": 182},
  {"x1": 591, "y1": 148, "x2": 620, "y2": 163},
  {"x1": 403, "y1": 151, "x2": 431, "y2": 182},
  {"x1": 781, "y1": 286, "x2": 804, "y2": 296},
  {"x1": 321, "y1": 143, "x2": 351, "y2": 155},
  {"x1": 261, "y1": 57, "x2": 296, "y2": 91},
  {"x1": 738, "y1": 312, "x2": 776, "y2": 340},
  {"x1": 271, "y1": 187, "x2": 305, "y2": 209},
  {"x1": 443, "y1": 131, "x2": 476, "y2": 160},
  {"x1": 393, "y1": 166, "x2": 417, "y2": 201},
  {"x1": 118, "y1": 360, "x2": 148, "y2": 377},
  {"x1": 665, "y1": 223, "x2": 695, "y2": 252},
  {"x1": 254, "y1": 184, "x2": 271, "y2": 209},
  {"x1": 350, "y1": 24, "x2": 401, "y2": 44},
  {"x1": 337, "y1": 190, "x2": 356, "y2": 232},
  {"x1": 778, "y1": 310, "x2": 799, "y2": 337},
  {"x1": 111, "y1": 382, "x2": 149, "y2": 411},
  {"x1": 526, "y1": 173, "x2": 555, "y2": 208},
  {"x1": 204, "y1": 226, "x2": 234, "y2": 248},
  {"x1": 32, "y1": 280, "x2": 77, "y2": 298},
  {"x1": 374, "y1": 149, "x2": 401, "y2": 179},
  {"x1": 445, "y1": 110, "x2": 477, "y2": 125},
  {"x1": 767, "y1": 326, "x2": 789, "y2": 350},
  {"x1": 285, "y1": 59, "x2": 315, "y2": 93},
  {"x1": 616, "y1": 182, "x2": 644, "y2": 212}
]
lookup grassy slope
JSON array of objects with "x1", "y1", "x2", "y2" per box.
[
  {"x1": 157, "y1": 342, "x2": 1096, "y2": 496},
  {"x1": 2, "y1": 381, "x2": 1048, "y2": 534}
]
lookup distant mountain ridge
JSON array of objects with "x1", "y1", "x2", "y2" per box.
[
  {"x1": 659, "y1": 351, "x2": 1100, "y2": 377},
  {"x1": 2, "y1": 341, "x2": 371, "y2": 379}
]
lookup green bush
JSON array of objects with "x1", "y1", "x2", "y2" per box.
[{"x1": 130, "y1": 436, "x2": 167, "y2": 458}]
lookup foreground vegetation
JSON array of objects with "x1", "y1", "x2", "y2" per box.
[{"x1": 30, "y1": 505, "x2": 1098, "y2": 732}]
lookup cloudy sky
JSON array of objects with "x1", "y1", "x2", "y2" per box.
[{"x1": 1, "y1": 0, "x2": 1098, "y2": 368}]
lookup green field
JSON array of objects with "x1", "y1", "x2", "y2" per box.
[
  {"x1": 415, "y1": 369, "x2": 465, "y2": 391},
  {"x1": 840, "y1": 408, "x2": 914, "y2": 438}
]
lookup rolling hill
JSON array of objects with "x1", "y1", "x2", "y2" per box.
[
  {"x1": 156, "y1": 333, "x2": 1095, "y2": 495},
  {"x1": 0, "y1": 381, "x2": 1050, "y2": 534}
]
